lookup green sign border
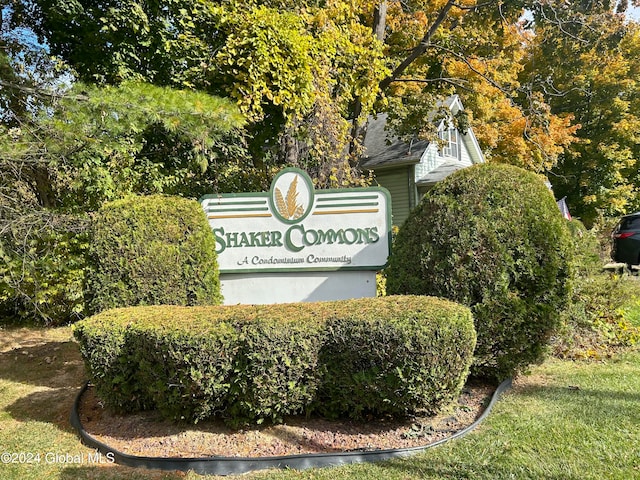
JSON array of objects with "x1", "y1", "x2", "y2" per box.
[{"x1": 199, "y1": 171, "x2": 392, "y2": 274}]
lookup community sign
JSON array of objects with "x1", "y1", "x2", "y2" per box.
[{"x1": 200, "y1": 168, "x2": 391, "y2": 275}]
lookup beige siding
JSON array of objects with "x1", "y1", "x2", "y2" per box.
[{"x1": 375, "y1": 168, "x2": 413, "y2": 226}]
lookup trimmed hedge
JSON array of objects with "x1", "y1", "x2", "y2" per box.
[
  {"x1": 73, "y1": 296, "x2": 476, "y2": 426},
  {"x1": 314, "y1": 299, "x2": 477, "y2": 419},
  {"x1": 386, "y1": 164, "x2": 574, "y2": 380},
  {"x1": 85, "y1": 195, "x2": 222, "y2": 313}
]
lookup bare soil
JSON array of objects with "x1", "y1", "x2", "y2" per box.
[{"x1": 78, "y1": 383, "x2": 495, "y2": 458}]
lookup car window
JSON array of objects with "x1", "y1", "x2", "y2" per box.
[{"x1": 619, "y1": 216, "x2": 640, "y2": 230}]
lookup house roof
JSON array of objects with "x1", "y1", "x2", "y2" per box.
[
  {"x1": 360, "y1": 95, "x2": 485, "y2": 170},
  {"x1": 360, "y1": 112, "x2": 427, "y2": 169},
  {"x1": 416, "y1": 159, "x2": 466, "y2": 186}
]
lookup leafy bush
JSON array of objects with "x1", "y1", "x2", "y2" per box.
[
  {"x1": 0, "y1": 213, "x2": 89, "y2": 325},
  {"x1": 85, "y1": 195, "x2": 222, "y2": 313},
  {"x1": 590, "y1": 215, "x2": 621, "y2": 264},
  {"x1": 73, "y1": 296, "x2": 475, "y2": 425},
  {"x1": 132, "y1": 307, "x2": 241, "y2": 422},
  {"x1": 554, "y1": 274, "x2": 640, "y2": 359},
  {"x1": 223, "y1": 304, "x2": 325, "y2": 427},
  {"x1": 552, "y1": 219, "x2": 640, "y2": 359},
  {"x1": 386, "y1": 163, "x2": 574, "y2": 380},
  {"x1": 566, "y1": 219, "x2": 602, "y2": 276}
]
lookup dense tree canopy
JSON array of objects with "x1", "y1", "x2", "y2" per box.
[
  {"x1": 527, "y1": 2, "x2": 640, "y2": 224},
  {"x1": 5, "y1": 0, "x2": 640, "y2": 186},
  {"x1": 379, "y1": 0, "x2": 579, "y2": 171},
  {"x1": 0, "y1": 2, "x2": 597, "y2": 181},
  {"x1": 3, "y1": 0, "x2": 390, "y2": 186},
  {"x1": 3, "y1": 0, "x2": 640, "y2": 213},
  {"x1": 1, "y1": 81, "x2": 247, "y2": 209},
  {"x1": 3, "y1": 0, "x2": 640, "y2": 323}
]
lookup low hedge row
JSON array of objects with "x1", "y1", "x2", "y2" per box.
[{"x1": 73, "y1": 296, "x2": 476, "y2": 426}]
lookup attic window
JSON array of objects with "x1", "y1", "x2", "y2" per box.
[{"x1": 438, "y1": 126, "x2": 458, "y2": 159}]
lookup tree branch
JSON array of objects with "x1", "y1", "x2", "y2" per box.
[
  {"x1": 453, "y1": 0, "x2": 500, "y2": 11},
  {"x1": 379, "y1": 0, "x2": 457, "y2": 91},
  {"x1": 391, "y1": 76, "x2": 472, "y2": 91},
  {"x1": 0, "y1": 79, "x2": 75, "y2": 100},
  {"x1": 425, "y1": 43, "x2": 514, "y2": 96}
]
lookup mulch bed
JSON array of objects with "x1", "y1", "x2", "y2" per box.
[{"x1": 78, "y1": 382, "x2": 495, "y2": 458}]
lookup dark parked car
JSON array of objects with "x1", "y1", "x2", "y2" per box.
[{"x1": 611, "y1": 212, "x2": 640, "y2": 267}]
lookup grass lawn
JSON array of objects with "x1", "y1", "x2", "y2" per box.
[{"x1": 0, "y1": 326, "x2": 638, "y2": 480}]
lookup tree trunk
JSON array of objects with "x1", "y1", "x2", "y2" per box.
[
  {"x1": 349, "y1": 1, "x2": 388, "y2": 162},
  {"x1": 282, "y1": 124, "x2": 300, "y2": 166},
  {"x1": 373, "y1": 1, "x2": 388, "y2": 42},
  {"x1": 32, "y1": 165, "x2": 57, "y2": 208}
]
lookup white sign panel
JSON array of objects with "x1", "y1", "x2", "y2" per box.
[
  {"x1": 219, "y1": 271, "x2": 378, "y2": 305},
  {"x1": 200, "y1": 168, "x2": 391, "y2": 274}
]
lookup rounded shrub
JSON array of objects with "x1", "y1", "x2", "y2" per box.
[
  {"x1": 386, "y1": 163, "x2": 574, "y2": 380},
  {"x1": 85, "y1": 195, "x2": 222, "y2": 313}
]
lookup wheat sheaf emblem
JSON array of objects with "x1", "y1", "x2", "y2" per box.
[{"x1": 275, "y1": 175, "x2": 305, "y2": 220}]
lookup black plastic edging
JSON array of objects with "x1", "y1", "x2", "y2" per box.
[{"x1": 70, "y1": 378, "x2": 512, "y2": 476}]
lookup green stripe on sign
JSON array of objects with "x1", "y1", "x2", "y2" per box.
[
  {"x1": 316, "y1": 195, "x2": 379, "y2": 202},
  {"x1": 315, "y1": 202, "x2": 379, "y2": 209},
  {"x1": 208, "y1": 207, "x2": 270, "y2": 213},
  {"x1": 207, "y1": 200, "x2": 267, "y2": 206}
]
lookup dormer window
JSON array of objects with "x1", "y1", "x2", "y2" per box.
[{"x1": 438, "y1": 126, "x2": 458, "y2": 159}]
